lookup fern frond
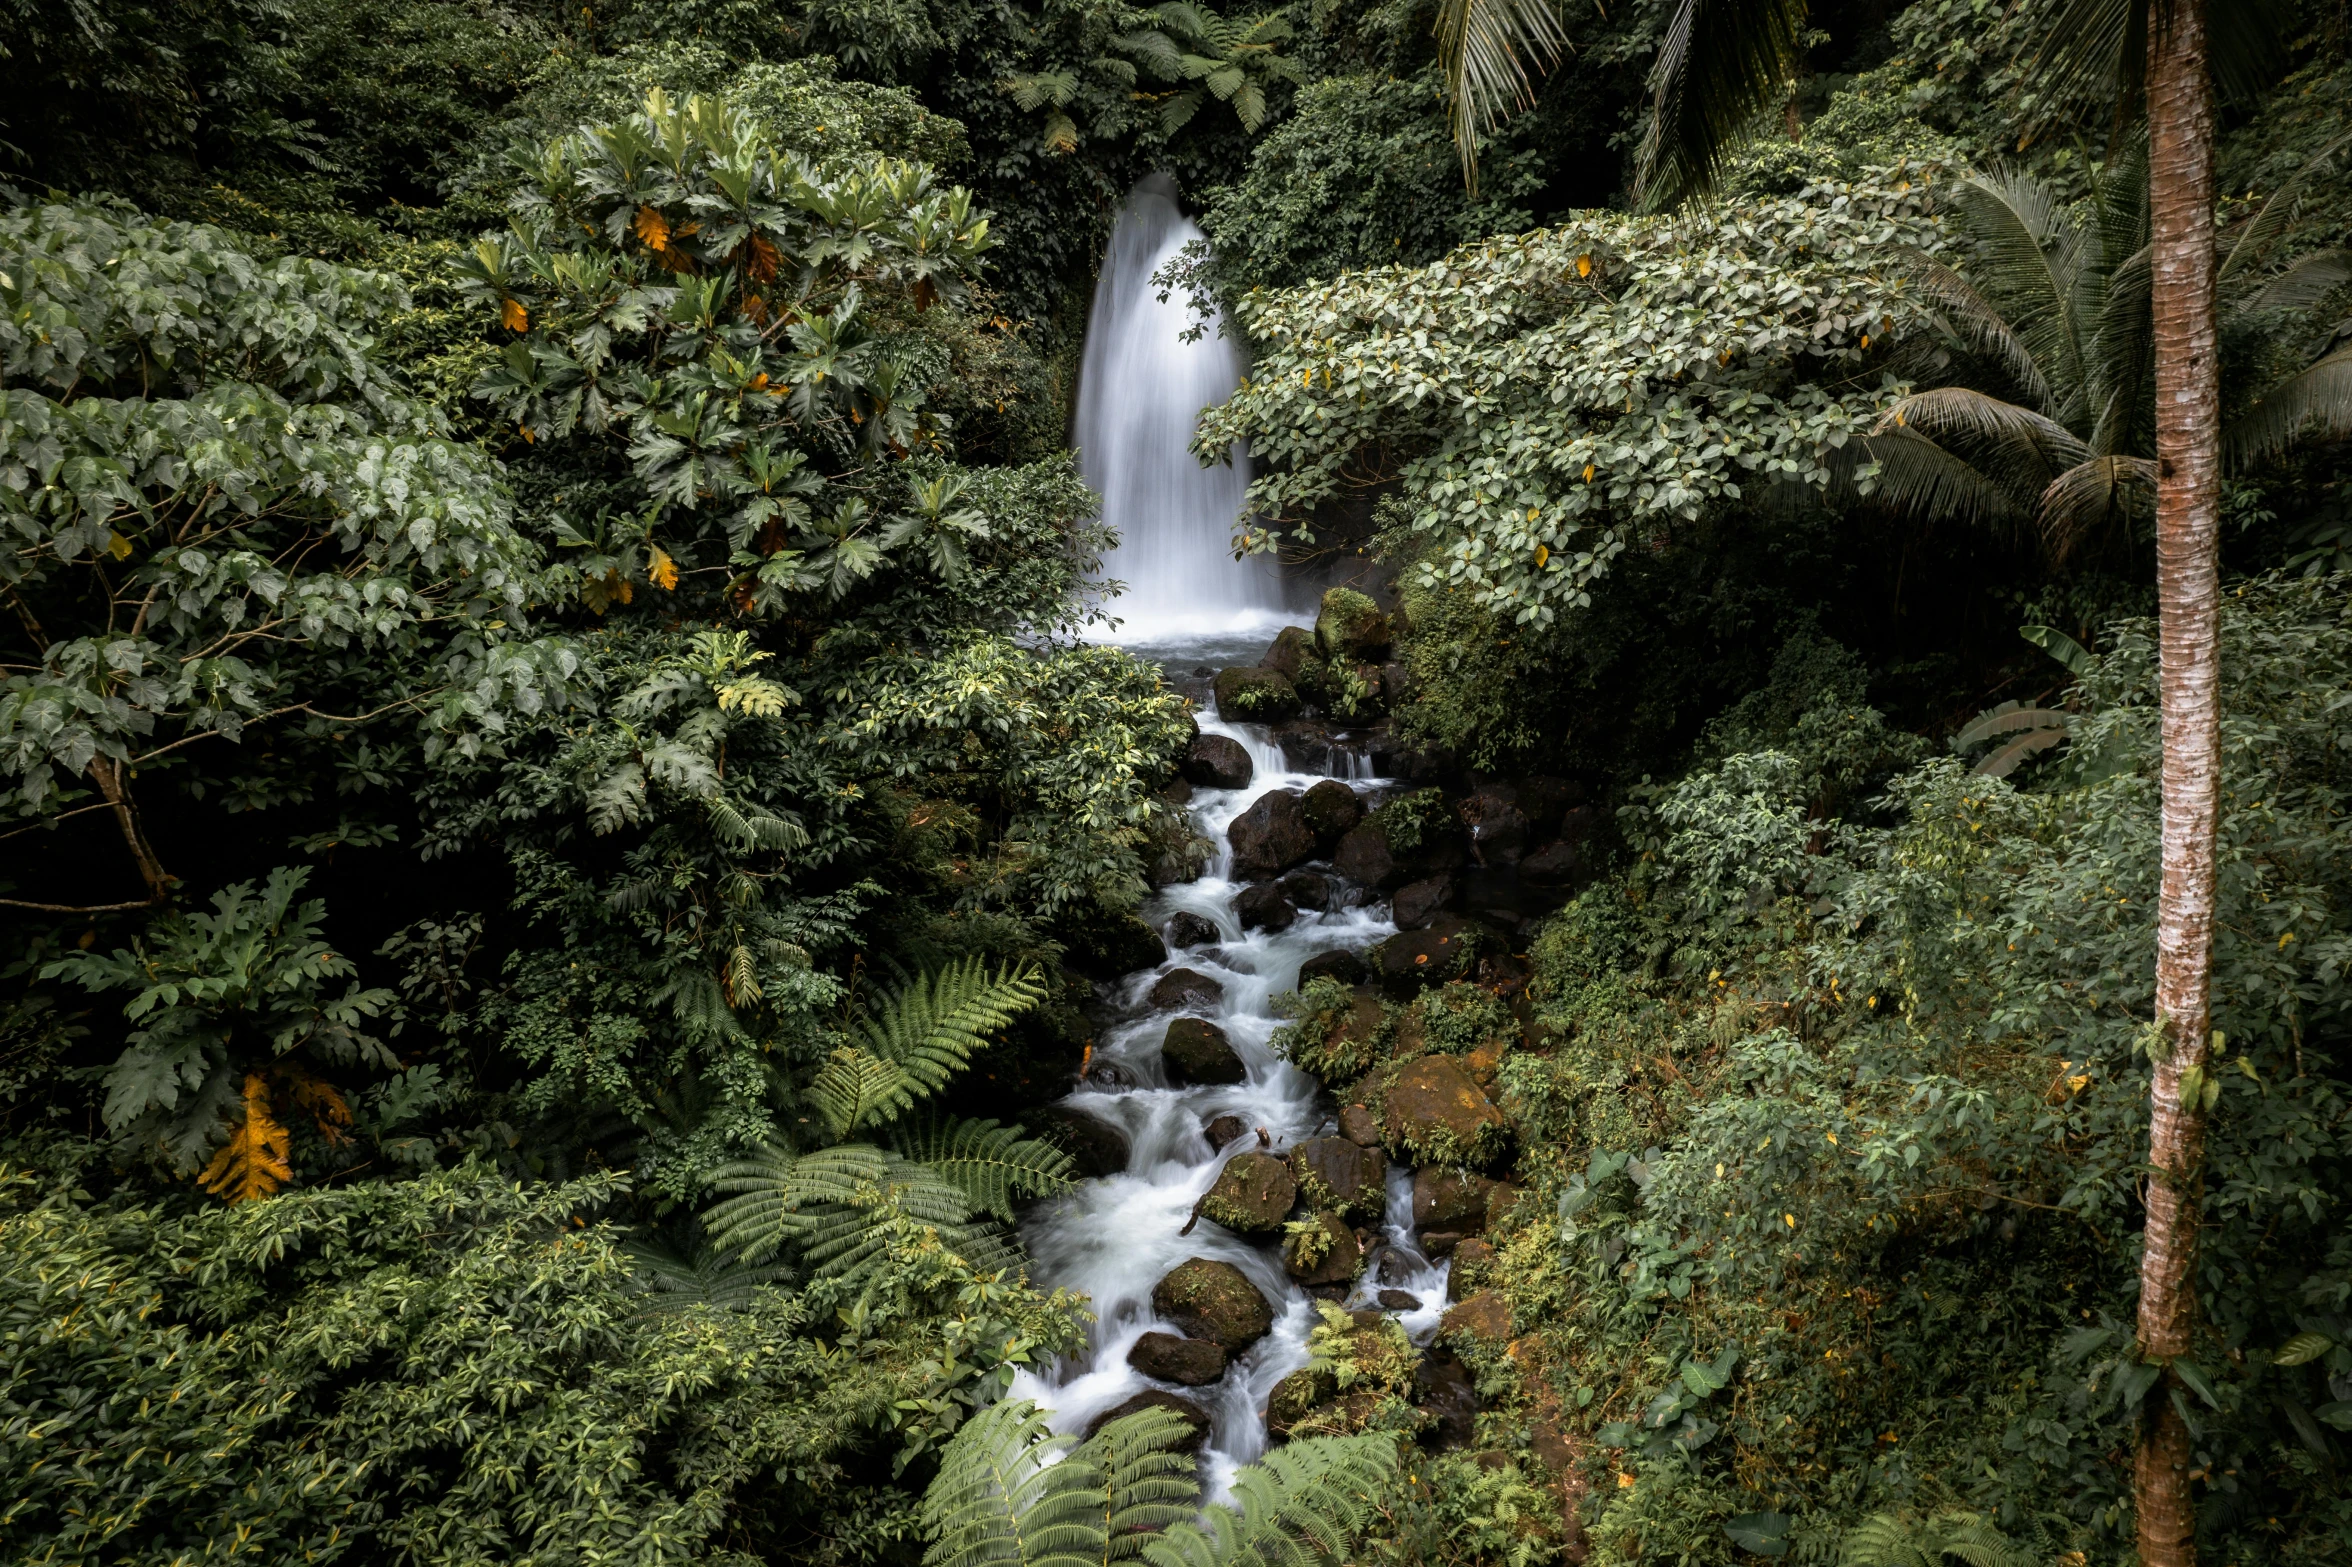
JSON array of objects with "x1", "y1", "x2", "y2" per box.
[
  {"x1": 921, "y1": 1398, "x2": 1108, "y2": 1567},
  {"x1": 621, "y1": 1237, "x2": 792, "y2": 1311},
  {"x1": 856, "y1": 958, "x2": 1048, "y2": 1106},
  {"x1": 1077, "y1": 1407, "x2": 1205, "y2": 1554},
  {"x1": 893, "y1": 1114, "x2": 1077, "y2": 1221},
  {"x1": 1139, "y1": 1433, "x2": 1397, "y2": 1567},
  {"x1": 809, "y1": 1047, "x2": 918, "y2": 1137},
  {"x1": 1840, "y1": 1511, "x2": 2036, "y2": 1567},
  {"x1": 704, "y1": 1141, "x2": 896, "y2": 1261}
]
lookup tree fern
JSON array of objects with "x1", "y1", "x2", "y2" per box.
[
  {"x1": 892, "y1": 1114, "x2": 1077, "y2": 1221},
  {"x1": 1839, "y1": 1511, "x2": 2038, "y2": 1567},
  {"x1": 704, "y1": 1141, "x2": 1020, "y2": 1285},
  {"x1": 921, "y1": 1400, "x2": 1399, "y2": 1567},
  {"x1": 620, "y1": 1237, "x2": 793, "y2": 1311},
  {"x1": 809, "y1": 1047, "x2": 920, "y2": 1138},
  {"x1": 854, "y1": 958, "x2": 1048, "y2": 1114}
]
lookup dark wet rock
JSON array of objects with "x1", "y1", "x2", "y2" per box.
[
  {"x1": 1166, "y1": 911, "x2": 1219, "y2": 949},
  {"x1": 1065, "y1": 914, "x2": 1167, "y2": 979},
  {"x1": 1235, "y1": 881, "x2": 1297, "y2": 934},
  {"x1": 1518, "y1": 838, "x2": 1586, "y2": 887},
  {"x1": 1278, "y1": 870, "x2": 1331, "y2": 910},
  {"x1": 1212, "y1": 666, "x2": 1302, "y2": 723},
  {"x1": 1162, "y1": 1016, "x2": 1244, "y2": 1084},
  {"x1": 1087, "y1": 1389, "x2": 1211, "y2": 1452},
  {"x1": 1334, "y1": 821, "x2": 1465, "y2": 892},
  {"x1": 1034, "y1": 1105, "x2": 1130, "y2": 1178},
  {"x1": 1204, "y1": 1113, "x2": 1249, "y2": 1151},
  {"x1": 1416, "y1": 1353, "x2": 1479, "y2": 1451},
  {"x1": 1200, "y1": 1151, "x2": 1297, "y2": 1234},
  {"x1": 1440, "y1": 1291, "x2": 1513, "y2": 1346},
  {"x1": 1413, "y1": 1168, "x2": 1502, "y2": 1233},
  {"x1": 1262, "y1": 624, "x2": 1316, "y2": 681},
  {"x1": 1085, "y1": 1058, "x2": 1140, "y2": 1090},
  {"x1": 1372, "y1": 1246, "x2": 1419, "y2": 1286},
  {"x1": 1371, "y1": 913, "x2": 1490, "y2": 997},
  {"x1": 1183, "y1": 732, "x2": 1254, "y2": 790},
  {"x1": 1383, "y1": 1052, "x2": 1512, "y2": 1167},
  {"x1": 1380, "y1": 662, "x2": 1414, "y2": 709},
  {"x1": 1298, "y1": 948, "x2": 1368, "y2": 988},
  {"x1": 1459, "y1": 784, "x2": 1530, "y2": 868},
  {"x1": 1421, "y1": 1230, "x2": 1467, "y2": 1258},
  {"x1": 1349, "y1": 1308, "x2": 1386, "y2": 1332},
  {"x1": 1290, "y1": 1135, "x2": 1387, "y2": 1221},
  {"x1": 1154, "y1": 1258, "x2": 1275, "y2": 1353},
  {"x1": 1228, "y1": 790, "x2": 1316, "y2": 880},
  {"x1": 1378, "y1": 1289, "x2": 1422, "y2": 1312},
  {"x1": 1162, "y1": 777, "x2": 1194, "y2": 806},
  {"x1": 1149, "y1": 968, "x2": 1226, "y2": 1013},
  {"x1": 1128, "y1": 1331, "x2": 1228, "y2": 1386},
  {"x1": 1282, "y1": 1209, "x2": 1362, "y2": 1287},
  {"x1": 1302, "y1": 779, "x2": 1364, "y2": 848},
  {"x1": 1338, "y1": 1103, "x2": 1380, "y2": 1146},
  {"x1": 1448, "y1": 1238, "x2": 1497, "y2": 1301},
  {"x1": 1314, "y1": 587, "x2": 1391, "y2": 661},
  {"x1": 1266, "y1": 1364, "x2": 1338, "y2": 1441},
  {"x1": 1392, "y1": 874, "x2": 1458, "y2": 931}
]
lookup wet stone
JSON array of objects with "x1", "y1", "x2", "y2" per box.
[
  {"x1": 1204, "y1": 1113, "x2": 1249, "y2": 1151},
  {"x1": 1165, "y1": 911, "x2": 1219, "y2": 949},
  {"x1": 1262, "y1": 625, "x2": 1315, "y2": 680},
  {"x1": 1377, "y1": 1289, "x2": 1422, "y2": 1312},
  {"x1": 1034, "y1": 1104, "x2": 1130, "y2": 1178},
  {"x1": 1234, "y1": 881, "x2": 1296, "y2": 933},
  {"x1": 1199, "y1": 1151, "x2": 1297, "y2": 1234},
  {"x1": 1302, "y1": 779, "x2": 1364, "y2": 847},
  {"x1": 1182, "y1": 732, "x2": 1254, "y2": 790},
  {"x1": 1266, "y1": 1364, "x2": 1337, "y2": 1441},
  {"x1": 1227, "y1": 790, "x2": 1316, "y2": 880},
  {"x1": 1162, "y1": 1017, "x2": 1245, "y2": 1085},
  {"x1": 1298, "y1": 949, "x2": 1367, "y2": 988},
  {"x1": 1384, "y1": 1052, "x2": 1512, "y2": 1167},
  {"x1": 1153, "y1": 1258, "x2": 1275, "y2": 1353},
  {"x1": 1086, "y1": 1389, "x2": 1211, "y2": 1452},
  {"x1": 1412, "y1": 1167, "x2": 1502, "y2": 1233},
  {"x1": 1392, "y1": 874, "x2": 1457, "y2": 931},
  {"x1": 1338, "y1": 1103, "x2": 1380, "y2": 1146},
  {"x1": 1282, "y1": 1210, "x2": 1361, "y2": 1287},
  {"x1": 1212, "y1": 665, "x2": 1302, "y2": 723},
  {"x1": 1415, "y1": 1350, "x2": 1479, "y2": 1451},
  {"x1": 1289, "y1": 1135, "x2": 1387, "y2": 1221},
  {"x1": 1149, "y1": 968, "x2": 1225, "y2": 1013},
  {"x1": 1128, "y1": 1331, "x2": 1227, "y2": 1386},
  {"x1": 1278, "y1": 870, "x2": 1332, "y2": 910},
  {"x1": 1518, "y1": 838, "x2": 1585, "y2": 886},
  {"x1": 1371, "y1": 1245, "x2": 1420, "y2": 1286}
]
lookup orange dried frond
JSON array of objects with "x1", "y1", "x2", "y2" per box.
[
  {"x1": 201, "y1": 1075, "x2": 293, "y2": 1205},
  {"x1": 501, "y1": 297, "x2": 530, "y2": 332},
  {"x1": 633, "y1": 205, "x2": 673, "y2": 250},
  {"x1": 744, "y1": 233, "x2": 782, "y2": 281},
  {"x1": 648, "y1": 546, "x2": 680, "y2": 591},
  {"x1": 282, "y1": 1071, "x2": 353, "y2": 1147}
]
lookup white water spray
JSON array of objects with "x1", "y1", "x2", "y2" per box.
[{"x1": 1075, "y1": 174, "x2": 1289, "y2": 643}]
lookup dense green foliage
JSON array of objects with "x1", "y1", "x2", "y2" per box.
[{"x1": 5, "y1": 0, "x2": 2352, "y2": 1562}]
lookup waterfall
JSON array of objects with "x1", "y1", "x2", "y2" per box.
[{"x1": 1075, "y1": 174, "x2": 1290, "y2": 643}]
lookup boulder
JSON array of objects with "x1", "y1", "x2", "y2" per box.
[
  {"x1": 1212, "y1": 666, "x2": 1302, "y2": 723},
  {"x1": 1266, "y1": 1364, "x2": 1338, "y2": 1441},
  {"x1": 1337, "y1": 1103, "x2": 1380, "y2": 1146},
  {"x1": 1165, "y1": 911, "x2": 1220, "y2": 949},
  {"x1": 1128, "y1": 1331, "x2": 1227, "y2": 1386},
  {"x1": 1086, "y1": 1389, "x2": 1211, "y2": 1452},
  {"x1": 1289, "y1": 1136, "x2": 1388, "y2": 1220},
  {"x1": 1234, "y1": 882, "x2": 1296, "y2": 934},
  {"x1": 1034, "y1": 1105, "x2": 1130, "y2": 1178},
  {"x1": 1204, "y1": 1113, "x2": 1249, "y2": 1151},
  {"x1": 1199, "y1": 1151, "x2": 1297, "y2": 1234},
  {"x1": 1162, "y1": 778, "x2": 1194, "y2": 806},
  {"x1": 1301, "y1": 779, "x2": 1364, "y2": 847},
  {"x1": 1183, "y1": 733, "x2": 1254, "y2": 790},
  {"x1": 1149, "y1": 968, "x2": 1225, "y2": 1013},
  {"x1": 1282, "y1": 1210, "x2": 1363, "y2": 1287},
  {"x1": 1334, "y1": 821, "x2": 1465, "y2": 891},
  {"x1": 1153, "y1": 1258, "x2": 1275, "y2": 1353},
  {"x1": 1421, "y1": 1230, "x2": 1468, "y2": 1258},
  {"x1": 1277, "y1": 870, "x2": 1331, "y2": 910},
  {"x1": 1383, "y1": 1052, "x2": 1512, "y2": 1167},
  {"x1": 1440, "y1": 1291, "x2": 1513, "y2": 1346},
  {"x1": 1065, "y1": 914, "x2": 1167, "y2": 978},
  {"x1": 1392, "y1": 874, "x2": 1457, "y2": 931},
  {"x1": 1371, "y1": 913, "x2": 1488, "y2": 997},
  {"x1": 1447, "y1": 1237, "x2": 1497, "y2": 1301},
  {"x1": 1379, "y1": 662, "x2": 1414, "y2": 710},
  {"x1": 1228, "y1": 791, "x2": 1316, "y2": 880},
  {"x1": 1377, "y1": 1289, "x2": 1422, "y2": 1312},
  {"x1": 1298, "y1": 948, "x2": 1368, "y2": 988},
  {"x1": 1458, "y1": 784, "x2": 1530, "y2": 867},
  {"x1": 1415, "y1": 1351, "x2": 1479, "y2": 1450},
  {"x1": 1412, "y1": 1167, "x2": 1501, "y2": 1233},
  {"x1": 1518, "y1": 838, "x2": 1585, "y2": 887},
  {"x1": 1313, "y1": 587, "x2": 1391, "y2": 662},
  {"x1": 1262, "y1": 625, "x2": 1316, "y2": 681},
  {"x1": 1162, "y1": 1016, "x2": 1245, "y2": 1085}
]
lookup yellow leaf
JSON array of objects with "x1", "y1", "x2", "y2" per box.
[
  {"x1": 1576, "y1": 254, "x2": 1592, "y2": 278},
  {"x1": 649, "y1": 546, "x2": 679, "y2": 591},
  {"x1": 1535, "y1": 545, "x2": 1549, "y2": 567},
  {"x1": 501, "y1": 297, "x2": 529, "y2": 333},
  {"x1": 200, "y1": 1076, "x2": 292, "y2": 1206},
  {"x1": 633, "y1": 205, "x2": 672, "y2": 250},
  {"x1": 1784, "y1": 1213, "x2": 1796, "y2": 1228},
  {"x1": 106, "y1": 531, "x2": 133, "y2": 561},
  {"x1": 1581, "y1": 463, "x2": 1596, "y2": 483}
]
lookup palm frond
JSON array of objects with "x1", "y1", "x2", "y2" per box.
[
  {"x1": 1902, "y1": 254, "x2": 2054, "y2": 411},
  {"x1": 1432, "y1": 0, "x2": 1567, "y2": 190},
  {"x1": 1849, "y1": 429, "x2": 2027, "y2": 535},
  {"x1": 2226, "y1": 347, "x2": 2352, "y2": 468},
  {"x1": 1881, "y1": 387, "x2": 2088, "y2": 483},
  {"x1": 2085, "y1": 241, "x2": 2150, "y2": 457},
  {"x1": 2022, "y1": 0, "x2": 2285, "y2": 126},
  {"x1": 1138, "y1": 1434, "x2": 1398, "y2": 1567},
  {"x1": 856, "y1": 958, "x2": 1048, "y2": 1106},
  {"x1": 2237, "y1": 249, "x2": 2352, "y2": 315},
  {"x1": 1947, "y1": 173, "x2": 2088, "y2": 418},
  {"x1": 2220, "y1": 131, "x2": 2352, "y2": 283},
  {"x1": 2037, "y1": 455, "x2": 2154, "y2": 562},
  {"x1": 1634, "y1": 0, "x2": 1809, "y2": 208},
  {"x1": 892, "y1": 1113, "x2": 1076, "y2": 1221}
]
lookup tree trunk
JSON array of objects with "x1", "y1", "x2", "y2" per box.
[
  {"x1": 87, "y1": 756, "x2": 172, "y2": 905},
  {"x1": 2138, "y1": 2, "x2": 2220, "y2": 1565}
]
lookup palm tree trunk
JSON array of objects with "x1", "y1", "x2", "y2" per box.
[{"x1": 2138, "y1": 1, "x2": 2220, "y2": 1564}]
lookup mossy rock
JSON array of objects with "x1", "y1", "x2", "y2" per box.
[
  {"x1": 1211, "y1": 665, "x2": 1302, "y2": 722},
  {"x1": 1266, "y1": 1363, "x2": 1338, "y2": 1440},
  {"x1": 1289, "y1": 1135, "x2": 1387, "y2": 1222},
  {"x1": 1199, "y1": 1151, "x2": 1297, "y2": 1234},
  {"x1": 1262, "y1": 624, "x2": 1315, "y2": 680},
  {"x1": 1152, "y1": 1257, "x2": 1274, "y2": 1353},
  {"x1": 1282, "y1": 1210, "x2": 1361, "y2": 1287},
  {"x1": 1162, "y1": 1016, "x2": 1245, "y2": 1084},
  {"x1": 1314, "y1": 587, "x2": 1391, "y2": 661},
  {"x1": 1301, "y1": 779, "x2": 1363, "y2": 846},
  {"x1": 1380, "y1": 1052, "x2": 1513, "y2": 1168}
]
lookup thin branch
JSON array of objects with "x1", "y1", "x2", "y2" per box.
[
  {"x1": 0, "y1": 801, "x2": 117, "y2": 843},
  {"x1": 0, "y1": 895, "x2": 164, "y2": 913}
]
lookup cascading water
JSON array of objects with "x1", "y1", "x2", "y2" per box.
[
  {"x1": 1074, "y1": 174, "x2": 1290, "y2": 643},
  {"x1": 1013, "y1": 177, "x2": 1446, "y2": 1488}
]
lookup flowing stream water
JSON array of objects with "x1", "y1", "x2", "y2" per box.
[{"x1": 1007, "y1": 178, "x2": 1452, "y2": 1494}]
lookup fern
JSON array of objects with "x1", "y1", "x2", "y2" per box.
[
  {"x1": 856, "y1": 958, "x2": 1048, "y2": 1108},
  {"x1": 1839, "y1": 1512, "x2": 2037, "y2": 1567},
  {"x1": 809, "y1": 1047, "x2": 918, "y2": 1138},
  {"x1": 892, "y1": 1114, "x2": 1077, "y2": 1221},
  {"x1": 703, "y1": 1141, "x2": 1017, "y2": 1285},
  {"x1": 920, "y1": 1400, "x2": 1399, "y2": 1567},
  {"x1": 621, "y1": 1238, "x2": 793, "y2": 1311}
]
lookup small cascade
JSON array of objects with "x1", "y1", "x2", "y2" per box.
[
  {"x1": 1009, "y1": 702, "x2": 1443, "y2": 1494},
  {"x1": 1073, "y1": 174, "x2": 1290, "y2": 642}
]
